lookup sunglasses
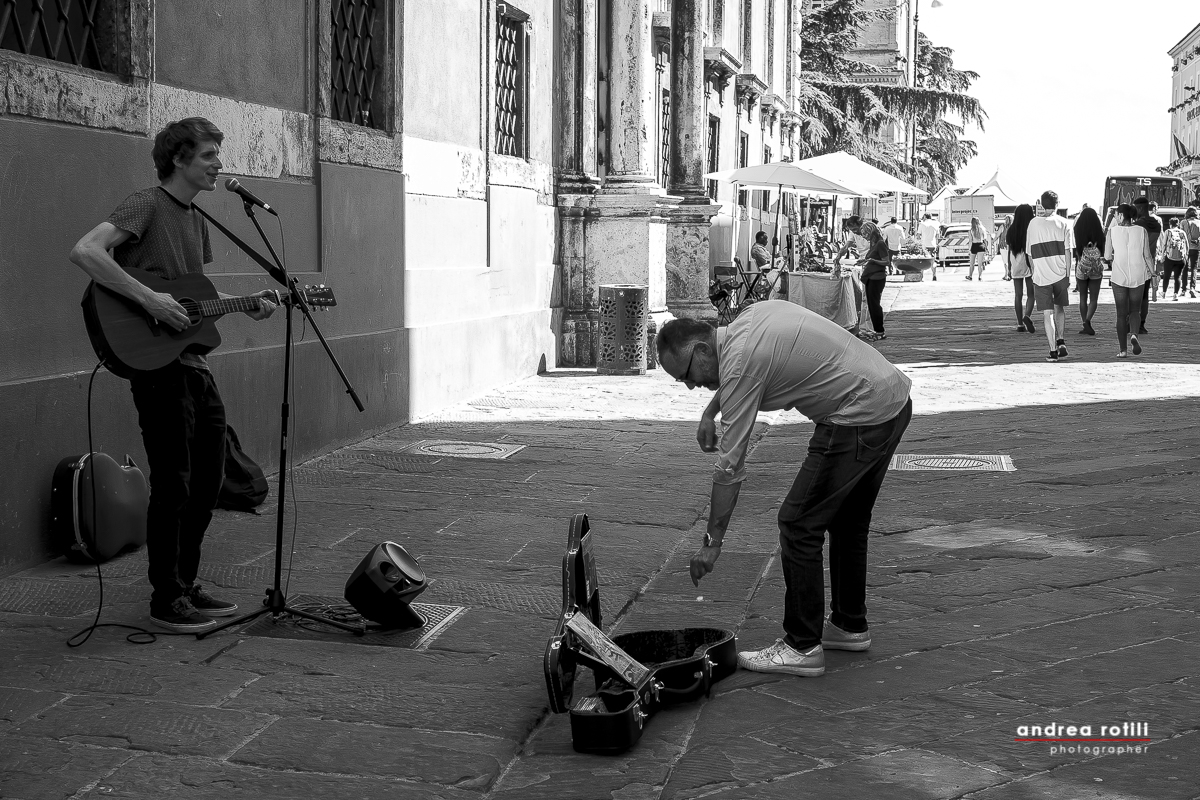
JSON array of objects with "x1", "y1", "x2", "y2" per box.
[{"x1": 676, "y1": 347, "x2": 697, "y2": 384}]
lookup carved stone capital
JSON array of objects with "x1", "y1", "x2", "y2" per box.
[{"x1": 735, "y1": 73, "x2": 768, "y2": 121}]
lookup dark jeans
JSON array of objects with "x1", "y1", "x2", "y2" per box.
[
  {"x1": 1189, "y1": 250, "x2": 1198, "y2": 289},
  {"x1": 129, "y1": 363, "x2": 227, "y2": 610},
  {"x1": 1164, "y1": 259, "x2": 1186, "y2": 294},
  {"x1": 1113, "y1": 284, "x2": 1145, "y2": 350},
  {"x1": 777, "y1": 398, "x2": 913, "y2": 650},
  {"x1": 865, "y1": 277, "x2": 886, "y2": 333},
  {"x1": 1140, "y1": 279, "x2": 1151, "y2": 326}
]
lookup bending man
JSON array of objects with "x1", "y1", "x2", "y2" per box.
[{"x1": 657, "y1": 301, "x2": 912, "y2": 677}]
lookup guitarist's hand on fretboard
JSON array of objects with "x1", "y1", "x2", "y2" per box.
[
  {"x1": 239, "y1": 290, "x2": 278, "y2": 322},
  {"x1": 145, "y1": 291, "x2": 191, "y2": 331}
]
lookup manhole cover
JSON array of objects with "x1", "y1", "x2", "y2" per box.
[
  {"x1": 397, "y1": 440, "x2": 526, "y2": 460},
  {"x1": 891, "y1": 454, "x2": 1015, "y2": 472},
  {"x1": 237, "y1": 595, "x2": 466, "y2": 649}
]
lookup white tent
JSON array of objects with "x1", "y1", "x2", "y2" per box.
[
  {"x1": 968, "y1": 169, "x2": 1032, "y2": 210},
  {"x1": 793, "y1": 151, "x2": 928, "y2": 199}
]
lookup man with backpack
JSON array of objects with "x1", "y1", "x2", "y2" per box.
[
  {"x1": 1182, "y1": 207, "x2": 1200, "y2": 298},
  {"x1": 1161, "y1": 218, "x2": 1189, "y2": 301}
]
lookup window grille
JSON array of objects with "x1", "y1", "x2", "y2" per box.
[
  {"x1": 737, "y1": 132, "x2": 749, "y2": 207},
  {"x1": 331, "y1": 0, "x2": 382, "y2": 129},
  {"x1": 1, "y1": 0, "x2": 110, "y2": 72},
  {"x1": 659, "y1": 88, "x2": 671, "y2": 187},
  {"x1": 495, "y1": 3, "x2": 529, "y2": 158},
  {"x1": 706, "y1": 115, "x2": 720, "y2": 200}
]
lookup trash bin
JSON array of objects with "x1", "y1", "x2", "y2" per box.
[{"x1": 597, "y1": 284, "x2": 648, "y2": 376}]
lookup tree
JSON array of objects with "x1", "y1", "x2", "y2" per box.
[{"x1": 795, "y1": 0, "x2": 984, "y2": 195}]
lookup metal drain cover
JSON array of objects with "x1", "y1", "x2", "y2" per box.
[
  {"x1": 891, "y1": 454, "x2": 1015, "y2": 472},
  {"x1": 397, "y1": 440, "x2": 526, "y2": 460},
  {"x1": 238, "y1": 595, "x2": 466, "y2": 649}
]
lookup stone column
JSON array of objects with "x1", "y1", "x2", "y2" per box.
[
  {"x1": 556, "y1": 0, "x2": 599, "y2": 193},
  {"x1": 604, "y1": 0, "x2": 658, "y2": 191},
  {"x1": 668, "y1": 0, "x2": 707, "y2": 200}
]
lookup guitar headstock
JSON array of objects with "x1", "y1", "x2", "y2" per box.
[{"x1": 301, "y1": 284, "x2": 336, "y2": 309}]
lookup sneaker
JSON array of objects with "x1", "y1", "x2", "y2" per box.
[
  {"x1": 150, "y1": 596, "x2": 218, "y2": 633},
  {"x1": 1023, "y1": 315, "x2": 1035, "y2": 334},
  {"x1": 821, "y1": 619, "x2": 871, "y2": 651},
  {"x1": 1047, "y1": 350, "x2": 1058, "y2": 362},
  {"x1": 1057, "y1": 340, "x2": 1069, "y2": 358},
  {"x1": 932, "y1": 275, "x2": 937, "y2": 281},
  {"x1": 1083, "y1": 321, "x2": 1095, "y2": 336},
  {"x1": 1174, "y1": 294, "x2": 1180, "y2": 301},
  {"x1": 187, "y1": 584, "x2": 237, "y2": 616},
  {"x1": 1131, "y1": 335, "x2": 1142, "y2": 356},
  {"x1": 1190, "y1": 290, "x2": 1196, "y2": 298},
  {"x1": 737, "y1": 639, "x2": 825, "y2": 677},
  {"x1": 1138, "y1": 326, "x2": 1148, "y2": 335}
]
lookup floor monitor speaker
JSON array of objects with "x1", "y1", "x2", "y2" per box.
[{"x1": 344, "y1": 542, "x2": 428, "y2": 630}]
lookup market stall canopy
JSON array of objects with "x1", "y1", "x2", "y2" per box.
[
  {"x1": 793, "y1": 151, "x2": 928, "y2": 199},
  {"x1": 967, "y1": 169, "x2": 1030, "y2": 209},
  {"x1": 706, "y1": 162, "x2": 869, "y2": 196}
]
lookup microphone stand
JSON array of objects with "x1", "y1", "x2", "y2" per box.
[{"x1": 196, "y1": 199, "x2": 366, "y2": 639}]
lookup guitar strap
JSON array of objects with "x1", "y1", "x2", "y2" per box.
[{"x1": 190, "y1": 203, "x2": 288, "y2": 288}]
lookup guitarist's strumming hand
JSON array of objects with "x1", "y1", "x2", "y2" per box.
[{"x1": 144, "y1": 291, "x2": 192, "y2": 331}]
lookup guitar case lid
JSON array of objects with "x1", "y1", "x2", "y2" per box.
[{"x1": 542, "y1": 514, "x2": 738, "y2": 753}]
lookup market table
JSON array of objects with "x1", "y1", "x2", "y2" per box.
[{"x1": 780, "y1": 270, "x2": 860, "y2": 329}]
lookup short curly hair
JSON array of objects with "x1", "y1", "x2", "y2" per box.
[{"x1": 152, "y1": 117, "x2": 224, "y2": 180}]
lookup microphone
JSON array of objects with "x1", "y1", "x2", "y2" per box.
[{"x1": 225, "y1": 178, "x2": 277, "y2": 216}]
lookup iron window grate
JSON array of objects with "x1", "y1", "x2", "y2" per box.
[
  {"x1": 495, "y1": 3, "x2": 528, "y2": 157},
  {"x1": 330, "y1": 0, "x2": 382, "y2": 129},
  {"x1": 659, "y1": 88, "x2": 671, "y2": 188},
  {"x1": 1, "y1": 0, "x2": 109, "y2": 71}
]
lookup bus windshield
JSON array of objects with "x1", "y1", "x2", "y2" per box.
[{"x1": 1103, "y1": 176, "x2": 1184, "y2": 210}]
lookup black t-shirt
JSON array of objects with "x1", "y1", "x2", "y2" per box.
[{"x1": 862, "y1": 241, "x2": 891, "y2": 281}]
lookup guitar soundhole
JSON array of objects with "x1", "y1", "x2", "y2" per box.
[{"x1": 179, "y1": 298, "x2": 202, "y2": 327}]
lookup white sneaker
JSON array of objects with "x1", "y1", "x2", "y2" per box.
[
  {"x1": 736, "y1": 639, "x2": 825, "y2": 677},
  {"x1": 821, "y1": 619, "x2": 872, "y2": 651}
]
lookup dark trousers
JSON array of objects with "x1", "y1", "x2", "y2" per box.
[
  {"x1": 1140, "y1": 279, "x2": 1151, "y2": 327},
  {"x1": 129, "y1": 364, "x2": 227, "y2": 609},
  {"x1": 1164, "y1": 259, "x2": 1186, "y2": 294},
  {"x1": 1189, "y1": 250, "x2": 1198, "y2": 289},
  {"x1": 865, "y1": 277, "x2": 886, "y2": 333},
  {"x1": 777, "y1": 398, "x2": 912, "y2": 650},
  {"x1": 1113, "y1": 284, "x2": 1145, "y2": 350}
]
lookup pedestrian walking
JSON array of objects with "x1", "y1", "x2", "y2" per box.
[
  {"x1": 966, "y1": 216, "x2": 989, "y2": 280},
  {"x1": 1104, "y1": 203, "x2": 1153, "y2": 357},
  {"x1": 1133, "y1": 197, "x2": 1161, "y2": 334},
  {"x1": 656, "y1": 302, "x2": 912, "y2": 677},
  {"x1": 918, "y1": 214, "x2": 939, "y2": 280},
  {"x1": 1027, "y1": 191, "x2": 1073, "y2": 362},
  {"x1": 883, "y1": 217, "x2": 903, "y2": 276},
  {"x1": 1072, "y1": 206, "x2": 1106, "y2": 335},
  {"x1": 1005, "y1": 204, "x2": 1037, "y2": 333},
  {"x1": 856, "y1": 221, "x2": 891, "y2": 341},
  {"x1": 999, "y1": 214, "x2": 1014, "y2": 280},
  {"x1": 1161, "y1": 218, "x2": 1188, "y2": 300},
  {"x1": 1182, "y1": 207, "x2": 1200, "y2": 297}
]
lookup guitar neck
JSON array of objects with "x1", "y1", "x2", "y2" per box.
[{"x1": 195, "y1": 295, "x2": 271, "y2": 318}]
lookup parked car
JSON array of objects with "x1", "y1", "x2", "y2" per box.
[{"x1": 937, "y1": 223, "x2": 972, "y2": 269}]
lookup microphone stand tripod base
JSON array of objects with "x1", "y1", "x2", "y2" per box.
[{"x1": 197, "y1": 588, "x2": 366, "y2": 639}]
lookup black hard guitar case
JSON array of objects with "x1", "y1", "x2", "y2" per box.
[
  {"x1": 543, "y1": 514, "x2": 737, "y2": 754},
  {"x1": 51, "y1": 452, "x2": 149, "y2": 563}
]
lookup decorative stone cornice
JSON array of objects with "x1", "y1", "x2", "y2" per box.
[
  {"x1": 703, "y1": 47, "x2": 740, "y2": 105},
  {"x1": 735, "y1": 73, "x2": 768, "y2": 121},
  {"x1": 652, "y1": 11, "x2": 671, "y2": 48}
]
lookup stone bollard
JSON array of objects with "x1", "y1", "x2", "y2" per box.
[{"x1": 597, "y1": 284, "x2": 648, "y2": 376}]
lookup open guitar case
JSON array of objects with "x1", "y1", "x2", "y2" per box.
[{"x1": 543, "y1": 514, "x2": 737, "y2": 754}]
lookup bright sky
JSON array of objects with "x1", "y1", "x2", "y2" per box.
[{"x1": 919, "y1": 0, "x2": 1196, "y2": 210}]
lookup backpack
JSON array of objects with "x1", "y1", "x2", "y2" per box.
[
  {"x1": 1075, "y1": 243, "x2": 1104, "y2": 279},
  {"x1": 216, "y1": 425, "x2": 269, "y2": 511},
  {"x1": 1164, "y1": 228, "x2": 1187, "y2": 262}
]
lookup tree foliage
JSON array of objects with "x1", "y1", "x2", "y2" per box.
[{"x1": 795, "y1": 0, "x2": 984, "y2": 195}]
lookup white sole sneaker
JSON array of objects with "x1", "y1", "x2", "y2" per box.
[
  {"x1": 821, "y1": 620, "x2": 872, "y2": 651},
  {"x1": 736, "y1": 640, "x2": 825, "y2": 677}
]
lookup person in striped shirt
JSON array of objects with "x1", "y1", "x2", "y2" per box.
[{"x1": 1027, "y1": 191, "x2": 1074, "y2": 362}]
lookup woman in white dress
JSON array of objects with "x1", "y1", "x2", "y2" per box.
[{"x1": 1104, "y1": 204, "x2": 1153, "y2": 357}]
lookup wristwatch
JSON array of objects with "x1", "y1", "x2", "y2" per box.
[{"x1": 704, "y1": 532, "x2": 723, "y2": 548}]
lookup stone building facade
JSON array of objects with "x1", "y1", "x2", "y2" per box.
[
  {"x1": 556, "y1": 0, "x2": 805, "y2": 365},
  {"x1": 1165, "y1": 22, "x2": 1200, "y2": 199},
  {"x1": 0, "y1": 0, "x2": 803, "y2": 569}
]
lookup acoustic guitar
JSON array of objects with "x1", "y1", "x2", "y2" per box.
[{"x1": 81, "y1": 267, "x2": 335, "y2": 378}]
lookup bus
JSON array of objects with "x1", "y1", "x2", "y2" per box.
[{"x1": 1102, "y1": 176, "x2": 1185, "y2": 211}]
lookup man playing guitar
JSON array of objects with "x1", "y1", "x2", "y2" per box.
[{"x1": 69, "y1": 117, "x2": 276, "y2": 633}]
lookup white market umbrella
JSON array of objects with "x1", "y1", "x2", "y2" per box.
[{"x1": 793, "y1": 151, "x2": 927, "y2": 198}]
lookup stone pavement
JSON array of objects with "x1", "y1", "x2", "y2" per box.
[{"x1": 2, "y1": 261, "x2": 1198, "y2": 800}]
